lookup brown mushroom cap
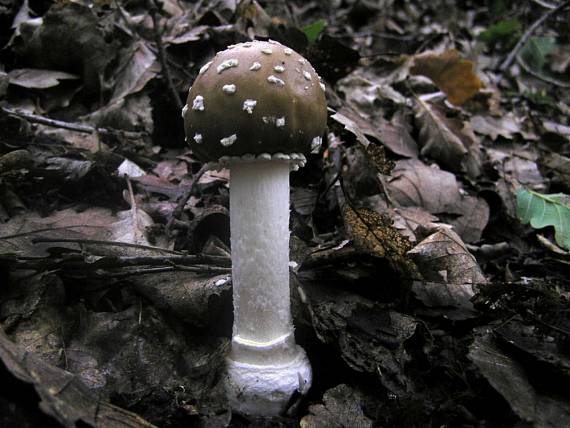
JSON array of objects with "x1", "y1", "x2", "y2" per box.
[{"x1": 182, "y1": 40, "x2": 327, "y2": 162}]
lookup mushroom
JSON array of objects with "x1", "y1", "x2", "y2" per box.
[{"x1": 182, "y1": 40, "x2": 327, "y2": 416}]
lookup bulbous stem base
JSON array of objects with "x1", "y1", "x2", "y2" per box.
[{"x1": 225, "y1": 344, "x2": 312, "y2": 416}]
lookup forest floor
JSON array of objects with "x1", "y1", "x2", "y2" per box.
[{"x1": 0, "y1": 0, "x2": 569, "y2": 427}]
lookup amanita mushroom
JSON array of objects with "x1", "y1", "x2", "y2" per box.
[{"x1": 182, "y1": 40, "x2": 327, "y2": 416}]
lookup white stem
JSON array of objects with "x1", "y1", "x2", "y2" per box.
[
  {"x1": 225, "y1": 159, "x2": 312, "y2": 416},
  {"x1": 230, "y1": 160, "x2": 292, "y2": 345}
]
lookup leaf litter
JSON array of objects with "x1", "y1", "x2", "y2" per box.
[{"x1": 0, "y1": 1, "x2": 569, "y2": 427}]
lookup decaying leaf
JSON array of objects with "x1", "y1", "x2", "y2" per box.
[
  {"x1": 301, "y1": 384, "x2": 373, "y2": 428},
  {"x1": 387, "y1": 160, "x2": 489, "y2": 243},
  {"x1": 13, "y1": 3, "x2": 118, "y2": 94},
  {"x1": 366, "y1": 143, "x2": 395, "y2": 176},
  {"x1": 540, "y1": 152, "x2": 570, "y2": 193},
  {"x1": 414, "y1": 99, "x2": 482, "y2": 179},
  {"x1": 408, "y1": 226, "x2": 487, "y2": 286},
  {"x1": 470, "y1": 114, "x2": 523, "y2": 141},
  {"x1": 8, "y1": 68, "x2": 79, "y2": 89},
  {"x1": 411, "y1": 49, "x2": 483, "y2": 106},
  {"x1": 469, "y1": 330, "x2": 570, "y2": 427},
  {"x1": 0, "y1": 327, "x2": 158, "y2": 428},
  {"x1": 343, "y1": 204, "x2": 418, "y2": 276},
  {"x1": 0, "y1": 208, "x2": 117, "y2": 257},
  {"x1": 409, "y1": 227, "x2": 486, "y2": 319},
  {"x1": 331, "y1": 109, "x2": 373, "y2": 148},
  {"x1": 302, "y1": 282, "x2": 419, "y2": 395},
  {"x1": 109, "y1": 41, "x2": 157, "y2": 103}
]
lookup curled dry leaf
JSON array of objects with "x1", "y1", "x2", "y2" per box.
[
  {"x1": 410, "y1": 49, "x2": 483, "y2": 106},
  {"x1": 408, "y1": 226, "x2": 486, "y2": 286},
  {"x1": 342, "y1": 204, "x2": 418, "y2": 277},
  {"x1": 414, "y1": 99, "x2": 482, "y2": 179},
  {"x1": 408, "y1": 227, "x2": 486, "y2": 319},
  {"x1": 0, "y1": 208, "x2": 118, "y2": 257},
  {"x1": 387, "y1": 160, "x2": 489, "y2": 243},
  {"x1": 0, "y1": 328, "x2": 158, "y2": 428},
  {"x1": 300, "y1": 384, "x2": 373, "y2": 428},
  {"x1": 331, "y1": 108, "x2": 374, "y2": 148},
  {"x1": 109, "y1": 41, "x2": 157, "y2": 104},
  {"x1": 303, "y1": 283, "x2": 419, "y2": 395},
  {"x1": 8, "y1": 68, "x2": 79, "y2": 89},
  {"x1": 334, "y1": 77, "x2": 418, "y2": 157},
  {"x1": 13, "y1": 3, "x2": 118, "y2": 94},
  {"x1": 470, "y1": 114, "x2": 523, "y2": 141},
  {"x1": 469, "y1": 330, "x2": 570, "y2": 427},
  {"x1": 540, "y1": 152, "x2": 570, "y2": 193}
]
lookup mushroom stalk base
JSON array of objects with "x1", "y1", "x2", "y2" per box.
[
  {"x1": 226, "y1": 340, "x2": 311, "y2": 416},
  {"x1": 225, "y1": 160, "x2": 311, "y2": 416}
]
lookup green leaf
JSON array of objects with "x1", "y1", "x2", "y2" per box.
[
  {"x1": 479, "y1": 19, "x2": 521, "y2": 46},
  {"x1": 516, "y1": 188, "x2": 570, "y2": 250},
  {"x1": 519, "y1": 36, "x2": 557, "y2": 71},
  {"x1": 302, "y1": 19, "x2": 327, "y2": 43}
]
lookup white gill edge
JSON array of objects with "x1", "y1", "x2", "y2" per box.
[{"x1": 212, "y1": 153, "x2": 306, "y2": 171}]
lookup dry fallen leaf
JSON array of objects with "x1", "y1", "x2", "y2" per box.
[
  {"x1": 409, "y1": 227, "x2": 487, "y2": 319},
  {"x1": 470, "y1": 114, "x2": 523, "y2": 140},
  {"x1": 408, "y1": 227, "x2": 487, "y2": 286},
  {"x1": 300, "y1": 384, "x2": 373, "y2": 428},
  {"x1": 387, "y1": 160, "x2": 489, "y2": 243},
  {"x1": 0, "y1": 327, "x2": 158, "y2": 428},
  {"x1": 411, "y1": 49, "x2": 483, "y2": 106},
  {"x1": 415, "y1": 99, "x2": 482, "y2": 179},
  {"x1": 343, "y1": 204, "x2": 418, "y2": 276}
]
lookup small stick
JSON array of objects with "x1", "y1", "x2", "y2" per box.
[
  {"x1": 63, "y1": 265, "x2": 230, "y2": 279},
  {"x1": 31, "y1": 237, "x2": 181, "y2": 254},
  {"x1": 166, "y1": 163, "x2": 209, "y2": 233},
  {"x1": 5, "y1": 254, "x2": 231, "y2": 271},
  {"x1": 149, "y1": 0, "x2": 183, "y2": 110},
  {"x1": 499, "y1": 0, "x2": 570, "y2": 74},
  {"x1": 0, "y1": 107, "x2": 146, "y2": 139}
]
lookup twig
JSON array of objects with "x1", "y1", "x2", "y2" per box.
[
  {"x1": 499, "y1": 0, "x2": 570, "y2": 74},
  {"x1": 30, "y1": 237, "x2": 181, "y2": 254},
  {"x1": 166, "y1": 163, "x2": 209, "y2": 233},
  {"x1": 149, "y1": 1, "x2": 183, "y2": 110},
  {"x1": 4, "y1": 254, "x2": 231, "y2": 269},
  {"x1": 0, "y1": 107, "x2": 146, "y2": 139},
  {"x1": 62, "y1": 265, "x2": 230, "y2": 279},
  {"x1": 531, "y1": 0, "x2": 557, "y2": 8}
]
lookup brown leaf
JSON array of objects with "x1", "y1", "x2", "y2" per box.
[
  {"x1": 0, "y1": 327, "x2": 158, "y2": 428},
  {"x1": 301, "y1": 384, "x2": 373, "y2": 428},
  {"x1": 408, "y1": 227, "x2": 486, "y2": 319},
  {"x1": 411, "y1": 49, "x2": 483, "y2": 106},
  {"x1": 14, "y1": 3, "x2": 119, "y2": 94},
  {"x1": 331, "y1": 108, "x2": 374, "y2": 148},
  {"x1": 366, "y1": 143, "x2": 395, "y2": 176},
  {"x1": 409, "y1": 227, "x2": 486, "y2": 286},
  {"x1": 387, "y1": 160, "x2": 489, "y2": 243},
  {"x1": 415, "y1": 99, "x2": 482, "y2": 179},
  {"x1": 8, "y1": 68, "x2": 79, "y2": 89},
  {"x1": 470, "y1": 114, "x2": 523, "y2": 141},
  {"x1": 110, "y1": 41, "x2": 157, "y2": 103},
  {"x1": 343, "y1": 204, "x2": 418, "y2": 276},
  {"x1": 377, "y1": 110, "x2": 419, "y2": 158}
]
